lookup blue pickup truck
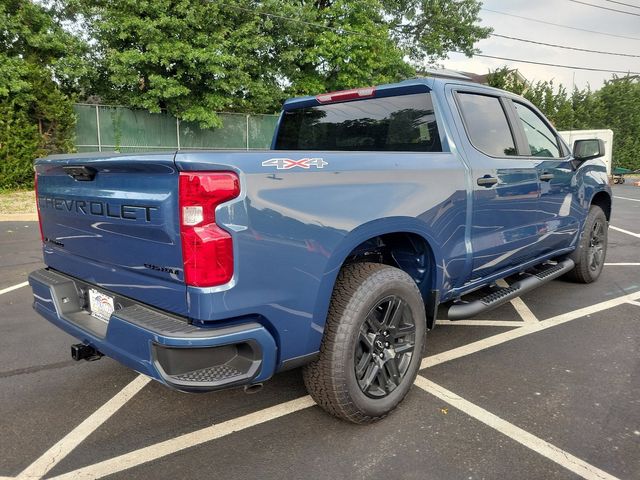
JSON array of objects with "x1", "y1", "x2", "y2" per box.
[{"x1": 29, "y1": 78, "x2": 611, "y2": 423}]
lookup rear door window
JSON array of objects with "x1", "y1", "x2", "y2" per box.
[
  {"x1": 456, "y1": 93, "x2": 517, "y2": 157},
  {"x1": 274, "y1": 93, "x2": 442, "y2": 152}
]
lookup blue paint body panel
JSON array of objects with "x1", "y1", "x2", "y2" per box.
[{"x1": 30, "y1": 78, "x2": 611, "y2": 390}]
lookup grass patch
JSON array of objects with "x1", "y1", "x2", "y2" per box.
[{"x1": 0, "y1": 189, "x2": 36, "y2": 215}]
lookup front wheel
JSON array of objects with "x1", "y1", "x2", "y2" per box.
[
  {"x1": 565, "y1": 205, "x2": 608, "y2": 283},
  {"x1": 303, "y1": 263, "x2": 426, "y2": 424}
]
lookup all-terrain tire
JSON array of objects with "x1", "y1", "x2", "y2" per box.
[
  {"x1": 303, "y1": 263, "x2": 426, "y2": 424},
  {"x1": 565, "y1": 205, "x2": 608, "y2": 283}
]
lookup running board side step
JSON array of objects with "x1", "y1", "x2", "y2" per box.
[{"x1": 447, "y1": 259, "x2": 575, "y2": 321}]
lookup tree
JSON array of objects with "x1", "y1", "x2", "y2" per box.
[
  {"x1": 486, "y1": 67, "x2": 575, "y2": 128},
  {"x1": 0, "y1": 0, "x2": 84, "y2": 189},
  {"x1": 485, "y1": 67, "x2": 527, "y2": 95},
  {"x1": 597, "y1": 76, "x2": 640, "y2": 170},
  {"x1": 384, "y1": 0, "x2": 489, "y2": 62},
  {"x1": 71, "y1": 0, "x2": 490, "y2": 128}
]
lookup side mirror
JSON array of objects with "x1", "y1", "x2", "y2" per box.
[{"x1": 573, "y1": 139, "x2": 605, "y2": 162}]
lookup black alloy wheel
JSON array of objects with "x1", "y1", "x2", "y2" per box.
[
  {"x1": 565, "y1": 204, "x2": 608, "y2": 283},
  {"x1": 303, "y1": 263, "x2": 426, "y2": 423},
  {"x1": 588, "y1": 219, "x2": 606, "y2": 273},
  {"x1": 355, "y1": 295, "x2": 416, "y2": 398}
]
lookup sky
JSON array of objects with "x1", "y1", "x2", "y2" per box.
[{"x1": 441, "y1": 0, "x2": 640, "y2": 90}]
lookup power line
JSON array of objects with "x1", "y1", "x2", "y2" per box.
[
  {"x1": 605, "y1": 0, "x2": 640, "y2": 10},
  {"x1": 461, "y1": 52, "x2": 640, "y2": 75},
  {"x1": 490, "y1": 33, "x2": 640, "y2": 58},
  {"x1": 568, "y1": 0, "x2": 640, "y2": 16},
  {"x1": 482, "y1": 8, "x2": 640, "y2": 41},
  {"x1": 232, "y1": 3, "x2": 640, "y2": 45},
  {"x1": 223, "y1": 3, "x2": 640, "y2": 76},
  {"x1": 232, "y1": 3, "x2": 640, "y2": 47}
]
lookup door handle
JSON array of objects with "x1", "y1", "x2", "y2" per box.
[
  {"x1": 477, "y1": 176, "x2": 498, "y2": 187},
  {"x1": 540, "y1": 172, "x2": 554, "y2": 181}
]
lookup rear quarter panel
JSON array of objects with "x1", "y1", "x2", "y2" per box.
[{"x1": 176, "y1": 149, "x2": 468, "y2": 366}]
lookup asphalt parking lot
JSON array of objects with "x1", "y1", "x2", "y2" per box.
[{"x1": 1, "y1": 185, "x2": 638, "y2": 480}]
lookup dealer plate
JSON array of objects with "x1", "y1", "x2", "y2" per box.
[{"x1": 88, "y1": 288, "x2": 114, "y2": 323}]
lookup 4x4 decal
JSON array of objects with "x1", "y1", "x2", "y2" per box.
[{"x1": 261, "y1": 157, "x2": 328, "y2": 170}]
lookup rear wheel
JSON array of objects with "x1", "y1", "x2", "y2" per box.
[
  {"x1": 565, "y1": 205, "x2": 608, "y2": 283},
  {"x1": 303, "y1": 263, "x2": 425, "y2": 424}
]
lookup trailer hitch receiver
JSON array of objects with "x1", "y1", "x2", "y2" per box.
[{"x1": 71, "y1": 343, "x2": 103, "y2": 361}]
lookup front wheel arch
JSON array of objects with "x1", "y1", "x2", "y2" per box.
[{"x1": 589, "y1": 190, "x2": 612, "y2": 221}]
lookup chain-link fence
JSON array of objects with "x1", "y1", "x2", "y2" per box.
[{"x1": 74, "y1": 104, "x2": 279, "y2": 153}]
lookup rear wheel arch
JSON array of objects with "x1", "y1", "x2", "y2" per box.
[
  {"x1": 320, "y1": 223, "x2": 441, "y2": 330},
  {"x1": 341, "y1": 231, "x2": 436, "y2": 294}
]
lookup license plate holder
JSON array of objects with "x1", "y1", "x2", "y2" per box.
[{"x1": 88, "y1": 288, "x2": 115, "y2": 323}]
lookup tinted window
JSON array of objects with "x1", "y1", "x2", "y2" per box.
[
  {"x1": 514, "y1": 102, "x2": 561, "y2": 158},
  {"x1": 457, "y1": 93, "x2": 517, "y2": 157},
  {"x1": 274, "y1": 93, "x2": 442, "y2": 152}
]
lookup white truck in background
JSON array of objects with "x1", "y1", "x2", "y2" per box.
[{"x1": 560, "y1": 129, "x2": 613, "y2": 176}]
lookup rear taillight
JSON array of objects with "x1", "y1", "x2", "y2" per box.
[
  {"x1": 179, "y1": 172, "x2": 240, "y2": 287},
  {"x1": 34, "y1": 171, "x2": 44, "y2": 243},
  {"x1": 316, "y1": 87, "x2": 376, "y2": 104}
]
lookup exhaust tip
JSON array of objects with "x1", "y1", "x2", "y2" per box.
[{"x1": 243, "y1": 383, "x2": 263, "y2": 394}]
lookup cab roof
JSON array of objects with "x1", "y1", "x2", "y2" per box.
[{"x1": 282, "y1": 77, "x2": 512, "y2": 111}]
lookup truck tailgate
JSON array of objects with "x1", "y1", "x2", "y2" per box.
[{"x1": 35, "y1": 152, "x2": 188, "y2": 315}]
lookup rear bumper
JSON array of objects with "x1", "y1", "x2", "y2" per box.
[{"x1": 28, "y1": 268, "x2": 277, "y2": 391}]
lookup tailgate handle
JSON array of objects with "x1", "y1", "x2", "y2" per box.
[{"x1": 63, "y1": 165, "x2": 97, "y2": 181}]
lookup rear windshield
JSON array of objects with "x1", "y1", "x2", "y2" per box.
[{"x1": 274, "y1": 93, "x2": 442, "y2": 152}]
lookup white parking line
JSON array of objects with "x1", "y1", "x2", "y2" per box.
[
  {"x1": 435, "y1": 320, "x2": 526, "y2": 327},
  {"x1": 23, "y1": 289, "x2": 638, "y2": 479},
  {"x1": 18, "y1": 375, "x2": 151, "y2": 479},
  {"x1": 605, "y1": 263, "x2": 640, "y2": 266},
  {"x1": 415, "y1": 377, "x2": 619, "y2": 480},
  {"x1": 49, "y1": 372, "x2": 626, "y2": 480},
  {"x1": 11, "y1": 291, "x2": 640, "y2": 480},
  {"x1": 496, "y1": 279, "x2": 538, "y2": 323},
  {"x1": 627, "y1": 300, "x2": 640, "y2": 307},
  {"x1": 610, "y1": 226, "x2": 640, "y2": 239},
  {"x1": 49, "y1": 396, "x2": 316, "y2": 480},
  {"x1": 421, "y1": 290, "x2": 640, "y2": 369},
  {"x1": 508, "y1": 296, "x2": 538, "y2": 323},
  {"x1": 0, "y1": 281, "x2": 28, "y2": 296},
  {"x1": 613, "y1": 195, "x2": 640, "y2": 203}
]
